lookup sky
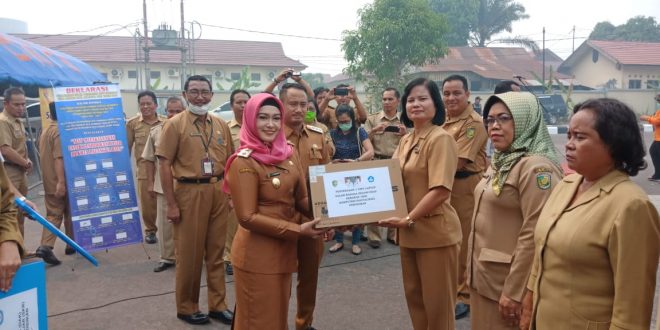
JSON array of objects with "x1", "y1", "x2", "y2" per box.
[{"x1": 2, "y1": 0, "x2": 659, "y2": 76}]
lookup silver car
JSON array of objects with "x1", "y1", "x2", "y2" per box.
[{"x1": 209, "y1": 101, "x2": 234, "y2": 122}]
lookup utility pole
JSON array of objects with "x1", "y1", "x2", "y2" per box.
[
  {"x1": 542, "y1": 27, "x2": 546, "y2": 89},
  {"x1": 180, "y1": 0, "x2": 186, "y2": 90},
  {"x1": 572, "y1": 25, "x2": 576, "y2": 53},
  {"x1": 143, "y1": 0, "x2": 151, "y2": 91}
]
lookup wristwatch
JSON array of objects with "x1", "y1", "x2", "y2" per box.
[
  {"x1": 273, "y1": 77, "x2": 281, "y2": 83},
  {"x1": 405, "y1": 215, "x2": 415, "y2": 228}
]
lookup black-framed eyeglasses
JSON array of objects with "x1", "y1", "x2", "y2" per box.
[
  {"x1": 485, "y1": 114, "x2": 513, "y2": 127},
  {"x1": 186, "y1": 89, "x2": 212, "y2": 97}
]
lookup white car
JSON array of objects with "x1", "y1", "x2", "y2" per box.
[{"x1": 209, "y1": 101, "x2": 234, "y2": 122}]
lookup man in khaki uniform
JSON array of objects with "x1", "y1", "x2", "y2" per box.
[
  {"x1": 142, "y1": 97, "x2": 185, "y2": 272},
  {"x1": 0, "y1": 158, "x2": 23, "y2": 292},
  {"x1": 156, "y1": 76, "x2": 234, "y2": 325},
  {"x1": 35, "y1": 103, "x2": 73, "y2": 265},
  {"x1": 279, "y1": 82, "x2": 333, "y2": 330},
  {"x1": 0, "y1": 87, "x2": 31, "y2": 237},
  {"x1": 318, "y1": 83, "x2": 368, "y2": 128},
  {"x1": 441, "y1": 75, "x2": 488, "y2": 319},
  {"x1": 364, "y1": 88, "x2": 406, "y2": 248},
  {"x1": 127, "y1": 90, "x2": 166, "y2": 244},
  {"x1": 223, "y1": 89, "x2": 250, "y2": 276}
]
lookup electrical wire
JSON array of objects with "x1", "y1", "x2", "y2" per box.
[
  {"x1": 197, "y1": 23, "x2": 341, "y2": 41},
  {"x1": 21, "y1": 22, "x2": 140, "y2": 41},
  {"x1": 46, "y1": 251, "x2": 401, "y2": 318},
  {"x1": 50, "y1": 23, "x2": 141, "y2": 50}
]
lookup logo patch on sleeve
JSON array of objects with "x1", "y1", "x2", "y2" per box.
[
  {"x1": 466, "y1": 127, "x2": 475, "y2": 139},
  {"x1": 536, "y1": 172, "x2": 551, "y2": 190}
]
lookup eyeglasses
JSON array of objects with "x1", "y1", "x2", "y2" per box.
[
  {"x1": 186, "y1": 89, "x2": 212, "y2": 97},
  {"x1": 485, "y1": 114, "x2": 513, "y2": 127}
]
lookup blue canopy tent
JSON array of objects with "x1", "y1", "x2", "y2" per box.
[{"x1": 0, "y1": 32, "x2": 105, "y2": 88}]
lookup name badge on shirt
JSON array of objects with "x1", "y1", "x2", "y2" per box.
[{"x1": 201, "y1": 156, "x2": 214, "y2": 176}]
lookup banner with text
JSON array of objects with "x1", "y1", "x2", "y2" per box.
[{"x1": 53, "y1": 84, "x2": 142, "y2": 251}]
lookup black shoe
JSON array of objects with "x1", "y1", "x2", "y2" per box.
[
  {"x1": 177, "y1": 312, "x2": 210, "y2": 325},
  {"x1": 359, "y1": 235, "x2": 368, "y2": 242},
  {"x1": 368, "y1": 240, "x2": 381, "y2": 249},
  {"x1": 35, "y1": 246, "x2": 61, "y2": 265},
  {"x1": 145, "y1": 233, "x2": 158, "y2": 244},
  {"x1": 153, "y1": 262, "x2": 174, "y2": 272},
  {"x1": 208, "y1": 309, "x2": 234, "y2": 325},
  {"x1": 225, "y1": 263, "x2": 233, "y2": 275},
  {"x1": 455, "y1": 302, "x2": 470, "y2": 320},
  {"x1": 386, "y1": 238, "x2": 398, "y2": 245},
  {"x1": 306, "y1": 327, "x2": 317, "y2": 330},
  {"x1": 64, "y1": 246, "x2": 76, "y2": 255}
]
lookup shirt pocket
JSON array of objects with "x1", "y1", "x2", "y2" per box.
[{"x1": 309, "y1": 144, "x2": 323, "y2": 160}]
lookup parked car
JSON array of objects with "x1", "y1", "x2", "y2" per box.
[
  {"x1": 209, "y1": 101, "x2": 233, "y2": 122},
  {"x1": 537, "y1": 94, "x2": 568, "y2": 125}
]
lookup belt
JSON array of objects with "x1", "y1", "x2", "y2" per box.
[
  {"x1": 373, "y1": 154, "x2": 392, "y2": 160},
  {"x1": 177, "y1": 174, "x2": 223, "y2": 184},
  {"x1": 454, "y1": 171, "x2": 478, "y2": 179}
]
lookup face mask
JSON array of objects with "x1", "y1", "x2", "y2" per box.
[
  {"x1": 188, "y1": 103, "x2": 210, "y2": 115},
  {"x1": 304, "y1": 111, "x2": 316, "y2": 123},
  {"x1": 338, "y1": 121, "x2": 352, "y2": 132}
]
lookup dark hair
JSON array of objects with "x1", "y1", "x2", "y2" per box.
[
  {"x1": 137, "y1": 90, "x2": 157, "y2": 105},
  {"x1": 260, "y1": 97, "x2": 282, "y2": 110},
  {"x1": 48, "y1": 102, "x2": 58, "y2": 121},
  {"x1": 166, "y1": 97, "x2": 184, "y2": 107},
  {"x1": 309, "y1": 99, "x2": 321, "y2": 116},
  {"x1": 574, "y1": 98, "x2": 647, "y2": 176},
  {"x1": 336, "y1": 83, "x2": 349, "y2": 89},
  {"x1": 3, "y1": 87, "x2": 25, "y2": 101},
  {"x1": 230, "y1": 89, "x2": 250, "y2": 105},
  {"x1": 313, "y1": 87, "x2": 329, "y2": 98},
  {"x1": 494, "y1": 80, "x2": 520, "y2": 94},
  {"x1": 279, "y1": 82, "x2": 307, "y2": 100},
  {"x1": 335, "y1": 104, "x2": 358, "y2": 131},
  {"x1": 383, "y1": 87, "x2": 400, "y2": 99},
  {"x1": 184, "y1": 75, "x2": 212, "y2": 91},
  {"x1": 442, "y1": 75, "x2": 469, "y2": 92},
  {"x1": 400, "y1": 78, "x2": 446, "y2": 128}
]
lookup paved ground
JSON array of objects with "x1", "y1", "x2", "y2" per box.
[{"x1": 18, "y1": 133, "x2": 660, "y2": 329}]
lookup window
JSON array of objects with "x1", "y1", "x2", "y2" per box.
[
  {"x1": 128, "y1": 70, "x2": 137, "y2": 79},
  {"x1": 251, "y1": 73, "x2": 261, "y2": 81},
  {"x1": 470, "y1": 80, "x2": 482, "y2": 91},
  {"x1": 150, "y1": 71, "x2": 161, "y2": 79},
  {"x1": 628, "y1": 79, "x2": 641, "y2": 89},
  {"x1": 230, "y1": 72, "x2": 241, "y2": 81},
  {"x1": 647, "y1": 80, "x2": 659, "y2": 89}
]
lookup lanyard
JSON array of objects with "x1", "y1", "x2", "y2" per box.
[{"x1": 194, "y1": 119, "x2": 214, "y2": 155}]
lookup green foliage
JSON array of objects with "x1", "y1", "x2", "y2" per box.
[
  {"x1": 589, "y1": 16, "x2": 660, "y2": 42},
  {"x1": 429, "y1": 0, "x2": 478, "y2": 46},
  {"x1": 470, "y1": 0, "x2": 529, "y2": 47},
  {"x1": 342, "y1": 0, "x2": 448, "y2": 93},
  {"x1": 226, "y1": 66, "x2": 261, "y2": 91},
  {"x1": 149, "y1": 77, "x2": 161, "y2": 90},
  {"x1": 301, "y1": 73, "x2": 326, "y2": 90}
]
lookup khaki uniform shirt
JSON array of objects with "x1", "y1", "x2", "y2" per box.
[
  {"x1": 528, "y1": 171, "x2": 660, "y2": 329},
  {"x1": 38, "y1": 123, "x2": 64, "y2": 194},
  {"x1": 394, "y1": 125, "x2": 461, "y2": 248},
  {"x1": 364, "y1": 110, "x2": 404, "y2": 158},
  {"x1": 228, "y1": 119, "x2": 241, "y2": 152},
  {"x1": 141, "y1": 124, "x2": 164, "y2": 194},
  {"x1": 443, "y1": 104, "x2": 487, "y2": 173},
  {"x1": 0, "y1": 162, "x2": 22, "y2": 255},
  {"x1": 228, "y1": 152, "x2": 307, "y2": 274},
  {"x1": 285, "y1": 124, "x2": 332, "y2": 178},
  {"x1": 0, "y1": 111, "x2": 27, "y2": 179},
  {"x1": 126, "y1": 114, "x2": 166, "y2": 179},
  {"x1": 466, "y1": 156, "x2": 561, "y2": 303},
  {"x1": 322, "y1": 105, "x2": 337, "y2": 129},
  {"x1": 156, "y1": 111, "x2": 233, "y2": 179}
]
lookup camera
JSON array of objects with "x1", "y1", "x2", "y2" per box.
[
  {"x1": 334, "y1": 88, "x2": 349, "y2": 96},
  {"x1": 285, "y1": 71, "x2": 301, "y2": 78},
  {"x1": 384, "y1": 125, "x2": 400, "y2": 133}
]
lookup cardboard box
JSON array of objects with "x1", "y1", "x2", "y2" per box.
[{"x1": 309, "y1": 159, "x2": 408, "y2": 228}]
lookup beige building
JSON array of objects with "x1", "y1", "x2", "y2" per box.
[
  {"x1": 12, "y1": 34, "x2": 306, "y2": 116},
  {"x1": 558, "y1": 40, "x2": 660, "y2": 91}
]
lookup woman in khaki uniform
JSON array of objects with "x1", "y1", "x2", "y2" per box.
[
  {"x1": 224, "y1": 93, "x2": 325, "y2": 330},
  {"x1": 379, "y1": 78, "x2": 461, "y2": 330},
  {"x1": 519, "y1": 98, "x2": 660, "y2": 330},
  {"x1": 466, "y1": 92, "x2": 562, "y2": 329}
]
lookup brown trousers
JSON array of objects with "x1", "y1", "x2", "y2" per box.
[
  {"x1": 173, "y1": 181, "x2": 229, "y2": 315},
  {"x1": 223, "y1": 209, "x2": 238, "y2": 263},
  {"x1": 450, "y1": 173, "x2": 481, "y2": 303},
  {"x1": 234, "y1": 267, "x2": 291, "y2": 330},
  {"x1": 137, "y1": 178, "x2": 157, "y2": 234},
  {"x1": 295, "y1": 236, "x2": 324, "y2": 330},
  {"x1": 400, "y1": 244, "x2": 459, "y2": 330},
  {"x1": 365, "y1": 224, "x2": 396, "y2": 243},
  {"x1": 156, "y1": 193, "x2": 174, "y2": 263},
  {"x1": 6, "y1": 168, "x2": 26, "y2": 236},
  {"x1": 470, "y1": 288, "x2": 517, "y2": 330},
  {"x1": 40, "y1": 194, "x2": 73, "y2": 247}
]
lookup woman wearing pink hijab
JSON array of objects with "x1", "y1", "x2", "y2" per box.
[{"x1": 224, "y1": 93, "x2": 325, "y2": 329}]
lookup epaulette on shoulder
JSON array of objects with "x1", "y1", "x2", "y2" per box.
[
  {"x1": 237, "y1": 148, "x2": 253, "y2": 158},
  {"x1": 306, "y1": 125, "x2": 324, "y2": 134},
  {"x1": 287, "y1": 141, "x2": 295, "y2": 146}
]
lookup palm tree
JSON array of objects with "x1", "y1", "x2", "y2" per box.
[{"x1": 469, "y1": 0, "x2": 529, "y2": 47}]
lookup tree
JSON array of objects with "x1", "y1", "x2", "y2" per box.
[
  {"x1": 589, "y1": 16, "x2": 660, "y2": 42},
  {"x1": 342, "y1": 0, "x2": 448, "y2": 92},
  {"x1": 429, "y1": 0, "x2": 478, "y2": 46},
  {"x1": 301, "y1": 73, "x2": 326, "y2": 90},
  {"x1": 223, "y1": 66, "x2": 261, "y2": 91},
  {"x1": 470, "y1": 0, "x2": 529, "y2": 47}
]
